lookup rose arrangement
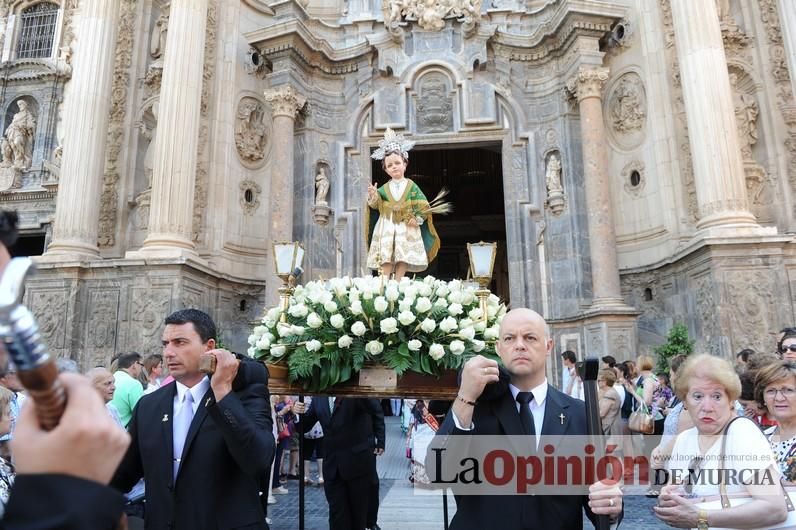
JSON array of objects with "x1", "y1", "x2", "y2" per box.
[{"x1": 248, "y1": 275, "x2": 507, "y2": 392}]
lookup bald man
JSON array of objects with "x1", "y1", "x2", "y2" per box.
[
  {"x1": 430, "y1": 308, "x2": 623, "y2": 530},
  {"x1": 87, "y1": 367, "x2": 124, "y2": 428}
]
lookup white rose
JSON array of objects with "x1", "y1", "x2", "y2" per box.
[
  {"x1": 424, "y1": 275, "x2": 436, "y2": 285},
  {"x1": 436, "y1": 284, "x2": 450, "y2": 297},
  {"x1": 263, "y1": 318, "x2": 276, "y2": 329},
  {"x1": 247, "y1": 346, "x2": 257, "y2": 358},
  {"x1": 306, "y1": 339, "x2": 322, "y2": 352},
  {"x1": 420, "y1": 318, "x2": 437, "y2": 333},
  {"x1": 408, "y1": 339, "x2": 422, "y2": 352},
  {"x1": 307, "y1": 312, "x2": 323, "y2": 329},
  {"x1": 459, "y1": 318, "x2": 473, "y2": 329},
  {"x1": 415, "y1": 297, "x2": 432, "y2": 313},
  {"x1": 270, "y1": 345, "x2": 286, "y2": 358},
  {"x1": 350, "y1": 300, "x2": 364, "y2": 315},
  {"x1": 380, "y1": 317, "x2": 399, "y2": 334},
  {"x1": 351, "y1": 321, "x2": 367, "y2": 337},
  {"x1": 319, "y1": 291, "x2": 334, "y2": 305},
  {"x1": 256, "y1": 336, "x2": 271, "y2": 350},
  {"x1": 385, "y1": 286, "x2": 400, "y2": 302},
  {"x1": 253, "y1": 325, "x2": 268, "y2": 337},
  {"x1": 398, "y1": 310, "x2": 416, "y2": 326},
  {"x1": 448, "y1": 303, "x2": 464, "y2": 316},
  {"x1": 484, "y1": 325, "x2": 499, "y2": 340},
  {"x1": 472, "y1": 339, "x2": 486, "y2": 352},
  {"x1": 489, "y1": 293, "x2": 500, "y2": 304},
  {"x1": 330, "y1": 314, "x2": 345, "y2": 329},
  {"x1": 277, "y1": 325, "x2": 291, "y2": 338},
  {"x1": 434, "y1": 298, "x2": 449, "y2": 308},
  {"x1": 449, "y1": 279, "x2": 462, "y2": 292},
  {"x1": 449, "y1": 340, "x2": 466, "y2": 355},
  {"x1": 474, "y1": 321, "x2": 487, "y2": 332},
  {"x1": 487, "y1": 304, "x2": 498, "y2": 319},
  {"x1": 338, "y1": 335, "x2": 353, "y2": 348},
  {"x1": 398, "y1": 298, "x2": 414, "y2": 312},
  {"x1": 348, "y1": 288, "x2": 361, "y2": 302},
  {"x1": 439, "y1": 317, "x2": 458, "y2": 333},
  {"x1": 418, "y1": 284, "x2": 433, "y2": 297},
  {"x1": 366, "y1": 340, "x2": 384, "y2": 355},
  {"x1": 289, "y1": 304, "x2": 309, "y2": 318},
  {"x1": 374, "y1": 296, "x2": 389, "y2": 313},
  {"x1": 468, "y1": 307, "x2": 484, "y2": 321},
  {"x1": 459, "y1": 326, "x2": 476, "y2": 341},
  {"x1": 429, "y1": 343, "x2": 445, "y2": 361},
  {"x1": 324, "y1": 301, "x2": 338, "y2": 313},
  {"x1": 248, "y1": 334, "x2": 258, "y2": 346},
  {"x1": 362, "y1": 288, "x2": 374, "y2": 300},
  {"x1": 266, "y1": 307, "x2": 282, "y2": 322},
  {"x1": 448, "y1": 291, "x2": 464, "y2": 305},
  {"x1": 290, "y1": 325, "x2": 305, "y2": 336},
  {"x1": 462, "y1": 291, "x2": 476, "y2": 305}
]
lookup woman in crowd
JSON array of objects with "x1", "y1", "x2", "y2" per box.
[
  {"x1": 0, "y1": 386, "x2": 15, "y2": 518},
  {"x1": 756, "y1": 360, "x2": 796, "y2": 482},
  {"x1": 272, "y1": 394, "x2": 294, "y2": 495},
  {"x1": 598, "y1": 368, "x2": 621, "y2": 438},
  {"x1": 654, "y1": 354, "x2": 787, "y2": 529},
  {"x1": 779, "y1": 329, "x2": 796, "y2": 362},
  {"x1": 142, "y1": 354, "x2": 163, "y2": 394},
  {"x1": 302, "y1": 397, "x2": 324, "y2": 486},
  {"x1": 652, "y1": 355, "x2": 693, "y2": 466},
  {"x1": 407, "y1": 399, "x2": 439, "y2": 485}
]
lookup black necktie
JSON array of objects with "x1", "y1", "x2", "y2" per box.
[{"x1": 516, "y1": 392, "x2": 536, "y2": 436}]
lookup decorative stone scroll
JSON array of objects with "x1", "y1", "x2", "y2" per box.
[
  {"x1": 235, "y1": 97, "x2": 268, "y2": 167},
  {"x1": 382, "y1": 0, "x2": 482, "y2": 38}
]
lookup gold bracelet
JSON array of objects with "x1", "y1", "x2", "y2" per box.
[
  {"x1": 456, "y1": 395, "x2": 476, "y2": 407},
  {"x1": 696, "y1": 509, "x2": 709, "y2": 530}
]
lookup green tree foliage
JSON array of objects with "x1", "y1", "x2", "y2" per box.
[{"x1": 653, "y1": 323, "x2": 694, "y2": 374}]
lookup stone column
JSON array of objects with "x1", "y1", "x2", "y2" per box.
[
  {"x1": 263, "y1": 85, "x2": 305, "y2": 304},
  {"x1": 670, "y1": 0, "x2": 758, "y2": 231},
  {"x1": 43, "y1": 0, "x2": 120, "y2": 259},
  {"x1": 779, "y1": 0, "x2": 796, "y2": 102},
  {"x1": 566, "y1": 66, "x2": 625, "y2": 309},
  {"x1": 140, "y1": 0, "x2": 208, "y2": 256}
]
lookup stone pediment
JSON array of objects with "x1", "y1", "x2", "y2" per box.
[{"x1": 0, "y1": 58, "x2": 70, "y2": 82}]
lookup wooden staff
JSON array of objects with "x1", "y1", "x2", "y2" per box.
[{"x1": 580, "y1": 357, "x2": 611, "y2": 530}]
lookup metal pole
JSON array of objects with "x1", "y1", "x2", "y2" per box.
[
  {"x1": 442, "y1": 489, "x2": 449, "y2": 530},
  {"x1": 298, "y1": 393, "x2": 305, "y2": 530}
]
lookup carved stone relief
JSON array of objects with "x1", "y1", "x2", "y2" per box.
[
  {"x1": 149, "y1": 11, "x2": 168, "y2": 61},
  {"x1": 87, "y1": 290, "x2": 119, "y2": 349},
  {"x1": 415, "y1": 73, "x2": 453, "y2": 133},
  {"x1": 725, "y1": 269, "x2": 775, "y2": 354},
  {"x1": 0, "y1": 98, "x2": 36, "y2": 191},
  {"x1": 544, "y1": 151, "x2": 565, "y2": 215},
  {"x1": 606, "y1": 72, "x2": 646, "y2": 150},
  {"x1": 694, "y1": 274, "x2": 720, "y2": 356},
  {"x1": 29, "y1": 290, "x2": 68, "y2": 349},
  {"x1": 239, "y1": 179, "x2": 262, "y2": 215},
  {"x1": 235, "y1": 97, "x2": 268, "y2": 168},
  {"x1": 382, "y1": 0, "x2": 482, "y2": 37},
  {"x1": 611, "y1": 330, "x2": 632, "y2": 358},
  {"x1": 130, "y1": 287, "x2": 170, "y2": 353},
  {"x1": 98, "y1": 0, "x2": 137, "y2": 248}
]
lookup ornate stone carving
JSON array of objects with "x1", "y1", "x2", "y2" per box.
[
  {"x1": 729, "y1": 73, "x2": 758, "y2": 161},
  {"x1": 382, "y1": 0, "x2": 482, "y2": 37},
  {"x1": 136, "y1": 99, "x2": 159, "y2": 189},
  {"x1": 98, "y1": 0, "x2": 137, "y2": 248},
  {"x1": 149, "y1": 11, "x2": 169, "y2": 60},
  {"x1": 264, "y1": 85, "x2": 306, "y2": 118},
  {"x1": 694, "y1": 274, "x2": 720, "y2": 356},
  {"x1": 608, "y1": 73, "x2": 646, "y2": 134},
  {"x1": 88, "y1": 290, "x2": 119, "y2": 349},
  {"x1": 565, "y1": 67, "x2": 610, "y2": 102},
  {"x1": 244, "y1": 47, "x2": 268, "y2": 78},
  {"x1": 235, "y1": 97, "x2": 268, "y2": 166},
  {"x1": 725, "y1": 270, "x2": 775, "y2": 354},
  {"x1": 415, "y1": 73, "x2": 453, "y2": 133},
  {"x1": 29, "y1": 290, "x2": 68, "y2": 349},
  {"x1": 622, "y1": 160, "x2": 646, "y2": 197},
  {"x1": 0, "y1": 100, "x2": 35, "y2": 172},
  {"x1": 239, "y1": 179, "x2": 261, "y2": 215},
  {"x1": 130, "y1": 288, "x2": 170, "y2": 354},
  {"x1": 544, "y1": 152, "x2": 565, "y2": 215},
  {"x1": 611, "y1": 330, "x2": 632, "y2": 358}
]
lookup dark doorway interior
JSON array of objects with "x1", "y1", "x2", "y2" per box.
[
  {"x1": 370, "y1": 143, "x2": 509, "y2": 303},
  {"x1": 12, "y1": 233, "x2": 45, "y2": 257}
]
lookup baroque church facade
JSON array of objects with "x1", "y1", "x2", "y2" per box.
[{"x1": 0, "y1": 0, "x2": 795, "y2": 375}]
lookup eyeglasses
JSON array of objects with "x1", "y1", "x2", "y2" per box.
[
  {"x1": 136, "y1": 361, "x2": 145, "y2": 367},
  {"x1": 684, "y1": 456, "x2": 704, "y2": 496},
  {"x1": 764, "y1": 387, "x2": 796, "y2": 399},
  {"x1": 781, "y1": 345, "x2": 796, "y2": 353}
]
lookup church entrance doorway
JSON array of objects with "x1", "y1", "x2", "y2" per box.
[{"x1": 370, "y1": 142, "x2": 509, "y2": 303}]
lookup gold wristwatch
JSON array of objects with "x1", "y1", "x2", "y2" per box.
[{"x1": 696, "y1": 509, "x2": 709, "y2": 530}]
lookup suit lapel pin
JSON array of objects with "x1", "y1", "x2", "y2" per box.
[
  {"x1": 205, "y1": 397, "x2": 213, "y2": 407},
  {"x1": 559, "y1": 413, "x2": 565, "y2": 425},
  {"x1": 162, "y1": 414, "x2": 169, "y2": 422}
]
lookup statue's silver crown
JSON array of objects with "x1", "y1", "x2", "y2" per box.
[{"x1": 371, "y1": 127, "x2": 415, "y2": 160}]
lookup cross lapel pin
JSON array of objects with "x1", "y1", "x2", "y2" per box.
[
  {"x1": 162, "y1": 414, "x2": 169, "y2": 422},
  {"x1": 559, "y1": 413, "x2": 565, "y2": 425}
]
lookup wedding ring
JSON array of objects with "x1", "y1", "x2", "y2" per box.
[
  {"x1": 609, "y1": 498, "x2": 615, "y2": 507},
  {"x1": 483, "y1": 367, "x2": 489, "y2": 375}
]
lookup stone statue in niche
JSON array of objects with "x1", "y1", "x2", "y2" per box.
[
  {"x1": 729, "y1": 73, "x2": 759, "y2": 161},
  {"x1": 150, "y1": 12, "x2": 169, "y2": 60},
  {"x1": 235, "y1": 99, "x2": 267, "y2": 165},
  {"x1": 315, "y1": 166, "x2": 330, "y2": 205},
  {"x1": 140, "y1": 100, "x2": 160, "y2": 189},
  {"x1": 0, "y1": 100, "x2": 35, "y2": 172},
  {"x1": 545, "y1": 153, "x2": 565, "y2": 215}
]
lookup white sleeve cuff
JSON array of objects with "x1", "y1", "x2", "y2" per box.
[{"x1": 451, "y1": 410, "x2": 474, "y2": 431}]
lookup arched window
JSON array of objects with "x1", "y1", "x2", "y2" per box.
[{"x1": 16, "y1": 3, "x2": 59, "y2": 59}]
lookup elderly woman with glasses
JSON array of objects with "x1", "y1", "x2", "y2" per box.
[
  {"x1": 756, "y1": 361, "x2": 796, "y2": 482},
  {"x1": 654, "y1": 354, "x2": 787, "y2": 530}
]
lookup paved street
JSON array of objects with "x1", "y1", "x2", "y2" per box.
[{"x1": 268, "y1": 417, "x2": 669, "y2": 530}]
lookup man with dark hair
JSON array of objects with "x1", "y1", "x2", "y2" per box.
[
  {"x1": 560, "y1": 350, "x2": 576, "y2": 394},
  {"x1": 735, "y1": 348, "x2": 754, "y2": 369},
  {"x1": 110, "y1": 352, "x2": 144, "y2": 428},
  {"x1": 112, "y1": 308, "x2": 274, "y2": 530},
  {"x1": 601, "y1": 355, "x2": 617, "y2": 369}
]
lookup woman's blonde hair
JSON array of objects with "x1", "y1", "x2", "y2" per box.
[
  {"x1": 599, "y1": 368, "x2": 617, "y2": 387},
  {"x1": 674, "y1": 353, "x2": 741, "y2": 402},
  {"x1": 636, "y1": 355, "x2": 654, "y2": 372},
  {"x1": 754, "y1": 360, "x2": 796, "y2": 408}
]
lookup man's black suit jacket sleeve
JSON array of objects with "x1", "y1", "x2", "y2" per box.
[
  {"x1": 3, "y1": 474, "x2": 125, "y2": 530},
  {"x1": 367, "y1": 399, "x2": 385, "y2": 449},
  {"x1": 205, "y1": 360, "x2": 274, "y2": 476}
]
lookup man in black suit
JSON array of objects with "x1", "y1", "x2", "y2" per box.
[
  {"x1": 112, "y1": 309, "x2": 274, "y2": 530},
  {"x1": 293, "y1": 397, "x2": 384, "y2": 530},
  {"x1": 429, "y1": 308, "x2": 622, "y2": 530}
]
